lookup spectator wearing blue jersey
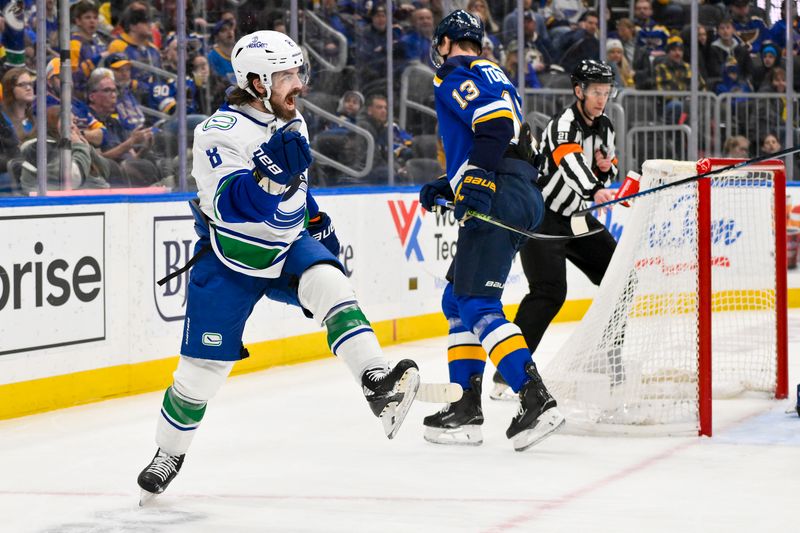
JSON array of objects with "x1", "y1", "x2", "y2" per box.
[
  {"x1": 419, "y1": 10, "x2": 563, "y2": 451},
  {"x1": 26, "y1": 0, "x2": 59, "y2": 53},
  {"x1": 715, "y1": 56, "x2": 753, "y2": 109},
  {"x1": 104, "y1": 52, "x2": 146, "y2": 132},
  {"x1": 768, "y1": 7, "x2": 800, "y2": 55},
  {"x1": 107, "y1": 6, "x2": 162, "y2": 98},
  {"x1": 400, "y1": 8, "x2": 436, "y2": 67},
  {"x1": 70, "y1": 0, "x2": 108, "y2": 97},
  {"x1": 87, "y1": 68, "x2": 161, "y2": 187},
  {"x1": 207, "y1": 18, "x2": 236, "y2": 85},
  {"x1": 729, "y1": 0, "x2": 769, "y2": 52},
  {"x1": 150, "y1": 38, "x2": 202, "y2": 115},
  {"x1": 207, "y1": 18, "x2": 236, "y2": 109}
]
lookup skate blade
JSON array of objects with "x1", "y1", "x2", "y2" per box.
[
  {"x1": 139, "y1": 489, "x2": 157, "y2": 507},
  {"x1": 423, "y1": 425, "x2": 483, "y2": 446},
  {"x1": 512, "y1": 407, "x2": 566, "y2": 452},
  {"x1": 489, "y1": 382, "x2": 516, "y2": 402},
  {"x1": 417, "y1": 382, "x2": 463, "y2": 403},
  {"x1": 382, "y1": 368, "x2": 421, "y2": 439},
  {"x1": 784, "y1": 404, "x2": 800, "y2": 415}
]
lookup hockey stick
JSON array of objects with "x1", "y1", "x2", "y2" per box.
[
  {"x1": 417, "y1": 382, "x2": 463, "y2": 403},
  {"x1": 434, "y1": 198, "x2": 603, "y2": 241},
  {"x1": 573, "y1": 145, "x2": 800, "y2": 217}
]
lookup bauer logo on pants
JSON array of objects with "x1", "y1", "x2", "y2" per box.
[
  {"x1": 388, "y1": 199, "x2": 426, "y2": 261},
  {"x1": 153, "y1": 215, "x2": 196, "y2": 322}
]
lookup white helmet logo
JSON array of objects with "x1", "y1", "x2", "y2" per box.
[{"x1": 247, "y1": 35, "x2": 269, "y2": 49}]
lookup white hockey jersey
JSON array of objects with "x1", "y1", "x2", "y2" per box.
[{"x1": 192, "y1": 103, "x2": 311, "y2": 278}]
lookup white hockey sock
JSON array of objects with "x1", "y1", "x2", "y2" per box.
[
  {"x1": 156, "y1": 386, "x2": 205, "y2": 456},
  {"x1": 155, "y1": 356, "x2": 233, "y2": 456},
  {"x1": 325, "y1": 303, "x2": 386, "y2": 382}
]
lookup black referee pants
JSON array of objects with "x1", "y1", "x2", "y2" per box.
[{"x1": 514, "y1": 210, "x2": 617, "y2": 352}]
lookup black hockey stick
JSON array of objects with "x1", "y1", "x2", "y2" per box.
[
  {"x1": 573, "y1": 145, "x2": 800, "y2": 217},
  {"x1": 434, "y1": 198, "x2": 603, "y2": 241}
]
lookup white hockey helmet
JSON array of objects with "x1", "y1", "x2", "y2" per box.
[{"x1": 231, "y1": 31, "x2": 308, "y2": 102}]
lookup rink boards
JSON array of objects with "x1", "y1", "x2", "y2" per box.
[{"x1": 1, "y1": 187, "x2": 799, "y2": 419}]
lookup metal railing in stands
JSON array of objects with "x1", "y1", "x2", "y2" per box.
[
  {"x1": 716, "y1": 92, "x2": 790, "y2": 154},
  {"x1": 616, "y1": 89, "x2": 716, "y2": 156},
  {"x1": 302, "y1": 10, "x2": 348, "y2": 73},
  {"x1": 524, "y1": 88, "x2": 573, "y2": 123},
  {"x1": 297, "y1": 99, "x2": 375, "y2": 179},
  {"x1": 625, "y1": 124, "x2": 692, "y2": 173},
  {"x1": 398, "y1": 62, "x2": 436, "y2": 131}
]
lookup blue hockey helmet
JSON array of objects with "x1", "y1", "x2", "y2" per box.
[{"x1": 430, "y1": 10, "x2": 484, "y2": 68}]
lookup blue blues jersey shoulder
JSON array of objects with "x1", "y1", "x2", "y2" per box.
[{"x1": 433, "y1": 55, "x2": 524, "y2": 192}]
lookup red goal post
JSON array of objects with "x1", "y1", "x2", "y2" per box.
[{"x1": 697, "y1": 158, "x2": 788, "y2": 436}]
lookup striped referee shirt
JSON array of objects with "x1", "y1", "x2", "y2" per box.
[{"x1": 538, "y1": 103, "x2": 618, "y2": 216}]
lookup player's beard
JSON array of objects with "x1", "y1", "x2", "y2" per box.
[{"x1": 269, "y1": 88, "x2": 301, "y2": 121}]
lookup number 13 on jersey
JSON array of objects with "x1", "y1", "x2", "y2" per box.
[{"x1": 452, "y1": 80, "x2": 479, "y2": 109}]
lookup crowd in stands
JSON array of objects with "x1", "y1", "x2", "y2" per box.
[{"x1": 0, "y1": 0, "x2": 798, "y2": 194}]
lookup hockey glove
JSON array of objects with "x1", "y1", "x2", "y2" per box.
[
  {"x1": 454, "y1": 166, "x2": 495, "y2": 221},
  {"x1": 252, "y1": 120, "x2": 312, "y2": 194},
  {"x1": 419, "y1": 175, "x2": 454, "y2": 212},
  {"x1": 308, "y1": 211, "x2": 340, "y2": 256}
]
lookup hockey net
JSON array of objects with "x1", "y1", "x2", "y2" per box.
[{"x1": 542, "y1": 159, "x2": 788, "y2": 436}]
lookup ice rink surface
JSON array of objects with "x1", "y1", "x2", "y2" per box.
[{"x1": 2, "y1": 313, "x2": 799, "y2": 533}]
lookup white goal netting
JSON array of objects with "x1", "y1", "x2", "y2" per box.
[{"x1": 542, "y1": 159, "x2": 782, "y2": 436}]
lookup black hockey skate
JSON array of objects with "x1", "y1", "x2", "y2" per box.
[
  {"x1": 489, "y1": 369, "x2": 515, "y2": 401},
  {"x1": 423, "y1": 374, "x2": 484, "y2": 446},
  {"x1": 362, "y1": 359, "x2": 420, "y2": 439},
  {"x1": 506, "y1": 362, "x2": 565, "y2": 452},
  {"x1": 137, "y1": 448, "x2": 185, "y2": 506}
]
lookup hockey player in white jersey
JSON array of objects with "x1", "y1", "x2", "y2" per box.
[{"x1": 136, "y1": 30, "x2": 421, "y2": 504}]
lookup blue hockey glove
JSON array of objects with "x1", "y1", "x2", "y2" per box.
[
  {"x1": 252, "y1": 121, "x2": 312, "y2": 193},
  {"x1": 454, "y1": 167, "x2": 495, "y2": 221},
  {"x1": 308, "y1": 211, "x2": 340, "y2": 256},
  {"x1": 419, "y1": 175, "x2": 454, "y2": 212}
]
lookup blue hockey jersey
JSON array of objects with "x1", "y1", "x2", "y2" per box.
[{"x1": 433, "y1": 56, "x2": 524, "y2": 193}]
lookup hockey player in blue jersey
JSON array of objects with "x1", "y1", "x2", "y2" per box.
[
  {"x1": 136, "y1": 30, "x2": 422, "y2": 504},
  {"x1": 419, "y1": 10, "x2": 564, "y2": 451}
]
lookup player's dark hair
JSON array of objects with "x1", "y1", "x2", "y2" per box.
[
  {"x1": 227, "y1": 73, "x2": 259, "y2": 105},
  {"x1": 456, "y1": 39, "x2": 481, "y2": 54}
]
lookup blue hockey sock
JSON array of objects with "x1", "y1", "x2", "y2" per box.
[
  {"x1": 446, "y1": 317, "x2": 486, "y2": 390},
  {"x1": 475, "y1": 315, "x2": 532, "y2": 393}
]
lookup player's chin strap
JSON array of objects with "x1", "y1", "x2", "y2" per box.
[
  {"x1": 434, "y1": 197, "x2": 602, "y2": 241},
  {"x1": 246, "y1": 84, "x2": 275, "y2": 114},
  {"x1": 573, "y1": 144, "x2": 800, "y2": 217}
]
